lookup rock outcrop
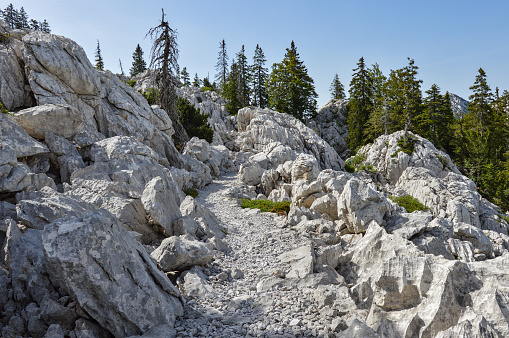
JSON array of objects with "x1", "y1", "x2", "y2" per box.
[{"x1": 2, "y1": 17, "x2": 509, "y2": 338}]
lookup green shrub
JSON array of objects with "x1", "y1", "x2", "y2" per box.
[
  {"x1": 397, "y1": 135, "x2": 417, "y2": 155},
  {"x1": 201, "y1": 86, "x2": 213, "y2": 92},
  {"x1": 241, "y1": 199, "x2": 291, "y2": 214},
  {"x1": 345, "y1": 153, "x2": 377, "y2": 173},
  {"x1": 390, "y1": 195, "x2": 428, "y2": 213},
  {"x1": 0, "y1": 101, "x2": 8, "y2": 114},
  {"x1": 177, "y1": 97, "x2": 213, "y2": 143},
  {"x1": 141, "y1": 87, "x2": 160, "y2": 105},
  {"x1": 126, "y1": 79, "x2": 137, "y2": 87},
  {"x1": 0, "y1": 32, "x2": 10, "y2": 43},
  {"x1": 345, "y1": 163, "x2": 355, "y2": 173},
  {"x1": 500, "y1": 214, "x2": 509, "y2": 223},
  {"x1": 184, "y1": 189, "x2": 198, "y2": 198}
]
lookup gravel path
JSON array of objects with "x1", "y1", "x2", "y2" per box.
[{"x1": 174, "y1": 173, "x2": 334, "y2": 337}]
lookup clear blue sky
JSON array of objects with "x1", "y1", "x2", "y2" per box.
[{"x1": 5, "y1": 0, "x2": 509, "y2": 107}]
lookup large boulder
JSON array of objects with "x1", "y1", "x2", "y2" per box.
[
  {"x1": 151, "y1": 236, "x2": 214, "y2": 272},
  {"x1": 236, "y1": 107, "x2": 344, "y2": 171},
  {"x1": 42, "y1": 210, "x2": 183, "y2": 337},
  {"x1": 12, "y1": 104, "x2": 84, "y2": 140}
]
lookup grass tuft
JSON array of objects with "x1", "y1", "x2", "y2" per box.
[
  {"x1": 184, "y1": 189, "x2": 199, "y2": 198},
  {"x1": 390, "y1": 195, "x2": 428, "y2": 213},
  {"x1": 241, "y1": 199, "x2": 291, "y2": 215}
]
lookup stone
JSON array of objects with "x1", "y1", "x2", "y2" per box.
[
  {"x1": 238, "y1": 162, "x2": 264, "y2": 186},
  {"x1": 179, "y1": 266, "x2": 214, "y2": 298},
  {"x1": 180, "y1": 196, "x2": 226, "y2": 239},
  {"x1": 0, "y1": 113, "x2": 49, "y2": 157},
  {"x1": 151, "y1": 236, "x2": 214, "y2": 272},
  {"x1": 337, "y1": 178, "x2": 391, "y2": 233},
  {"x1": 3, "y1": 218, "x2": 22, "y2": 267},
  {"x1": 291, "y1": 153, "x2": 320, "y2": 182},
  {"x1": 278, "y1": 245, "x2": 315, "y2": 279},
  {"x1": 42, "y1": 210, "x2": 183, "y2": 337},
  {"x1": 12, "y1": 104, "x2": 84, "y2": 140},
  {"x1": 183, "y1": 137, "x2": 210, "y2": 162},
  {"x1": 141, "y1": 176, "x2": 182, "y2": 236},
  {"x1": 236, "y1": 107, "x2": 344, "y2": 170}
]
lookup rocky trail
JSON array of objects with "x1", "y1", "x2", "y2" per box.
[{"x1": 175, "y1": 173, "x2": 333, "y2": 337}]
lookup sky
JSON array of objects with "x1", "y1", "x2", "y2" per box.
[{"x1": 4, "y1": 0, "x2": 509, "y2": 107}]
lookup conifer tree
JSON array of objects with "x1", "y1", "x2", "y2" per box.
[
  {"x1": 364, "y1": 64, "x2": 387, "y2": 142},
  {"x1": 203, "y1": 77, "x2": 212, "y2": 88},
  {"x1": 40, "y1": 19, "x2": 50, "y2": 33},
  {"x1": 3, "y1": 4, "x2": 17, "y2": 28},
  {"x1": 94, "y1": 40, "x2": 104, "y2": 70},
  {"x1": 222, "y1": 59, "x2": 241, "y2": 114},
  {"x1": 29, "y1": 19, "x2": 39, "y2": 30},
  {"x1": 417, "y1": 84, "x2": 454, "y2": 151},
  {"x1": 146, "y1": 8, "x2": 188, "y2": 144},
  {"x1": 267, "y1": 41, "x2": 317, "y2": 120},
  {"x1": 347, "y1": 57, "x2": 372, "y2": 151},
  {"x1": 215, "y1": 39, "x2": 229, "y2": 88},
  {"x1": 251, "y1": 44, "x2": 268, "y2": 108},
  {"x1": 467, "y1": 68, "x2": 493, "y2": 138},
  {"x1": 18, "y1": 7, "x2": 28, "y2": 29},
  {"x1": 236, "y1": 45, "x2": 250, "y2": 107},
  {"x1": 192, "y1": 73, "x2": 201, "y2": 87},
  {"x1": 330, "y1": 74, "x2": 345, "y2": 100},
  {"x1": 129, "y1": 44, "x2": 147, "y2": 77},
  {"x1": 180, "y1": 67, "x2": 190, "y2": 86}
]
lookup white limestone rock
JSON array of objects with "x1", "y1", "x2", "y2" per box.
[
  {"x1": 12, "y1": 104, "x2": 84, "y2": 140},
  {"x1": 141, "y1": 176, "x2": 183, "y2": 236},
  {"x1": 42, "y1": 210, "x2": 183, "y2": 337},
  {"x1": 236, "y1": 107, "x2": 344, "y2": 170},
  {"x1": 0, "y1": 113, "x2": 49, "y2": 158},
  {"x1": 337, "y1": 178, "x2": 392, "y2": 233},
  {"x1": 183, "y1": 137, "x2": 211, "y2": 162},
  {"x1": 307, "y1": 99, "x2": 349, "y2": 158},
  {"x1": 151, "y1": 236, "x2": 214, "y2": 272}
]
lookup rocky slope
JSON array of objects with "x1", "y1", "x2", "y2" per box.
[{"x1": 2, "y1": 19, "x2": 509, "y2": 338}]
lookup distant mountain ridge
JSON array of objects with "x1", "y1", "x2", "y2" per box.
[{"x1": 448, "y1": 92, "x2": 469, "y2": 118}]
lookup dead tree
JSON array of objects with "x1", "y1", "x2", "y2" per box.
[{"x1": 146, "y1": 9, "x2": 189, "y2": 146}]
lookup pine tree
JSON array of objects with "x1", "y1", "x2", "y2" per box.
[
  {"x1": 18, "y1": 7, "x2": 28, "y2": 29},
  {"x1": 180, "y1": 67, "x2": 190, "y2": 86},
  {"x1": 3, "y1": 4, "x2": 17, "y2": 28},
  {"x1": 330, "y1": 74, "x2": 345, "y2": 100},
  {"x1": 29, "y1": 19, "x2": 39, "y2": 30},
  {"x1": 222, "y1": 59, "x2": 241, "y2": 114},
  {"x1": 40, "y1": 19, "x2": 50, "y2": 33},
  {"x1": 214, "y1": 39, "x2": 229, "y2": 88},
  {"x1": 364, "y1": 63, "x2": 387, "y2": 142},
  {"x1": 129, "y1": 44, "x2": 147, "y2": 77},
  {"x1": 251, "y1": 44, "x2": 268, "y2": 108},
  {"x1": 94, "y1": 40, "x2": 104, "y2": 70},
  {"x1": 203, "y1": 77, "x2": 212, "y2": 88},
  {"x1": 347, "y1": 57, "x2": 372, "y2": 151},
  {"x1": 236, "y1": 45, "x2": 250, "y2": 107},
  {"x1": 146, "y1": 9, "x2": 188, "y2": 144},
  {"x1": 267, "y1": 41, "x2": 317, "y2": 120},
  {"x1": 401, "y1": 58, "x2": 423, "y2": 133},
  {"x1": 192, "y1": 73, "x2": 201, "y2": 87},
  {"x1": 467, "y1": 68, "x2": 494, "y2": 138},
  {"x1": 417, "y1": 84, "x2": 454, "y2": 151}
]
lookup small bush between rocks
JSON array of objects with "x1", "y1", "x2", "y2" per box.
[
  {"x1": 0, "y1": 101, "x2": 9, "y2": 114},
  {"x1": 241, "y1": 199, "x2": 291, "y2": 215},
  {"x1": 184, "y1": 189, "x2": 199, "y2": 198},
  {"x1": 201, "y1": 86, "x2": 213, "y2": 92},
  {"x1": 177, "y1": 97, "x2": 213, "y2": 143},
  {"x1": 500, "y1": 214, "x2": 509, "y2": 223},
  {"x1": 345, "y1": 153, "x2": 376, "y2": 173},
  {"x1": 141, "y1": 87, "x2": 159, "y2": 105},
  {"x1": 390, "y1": 195, "x2": 428, "y2": 213},
  {"x1": 397, "y1": 135, "x2": 417, "y2": 155},
  {"x1": 126, "y1": 79, "x2": 136, "y2": 87}
]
